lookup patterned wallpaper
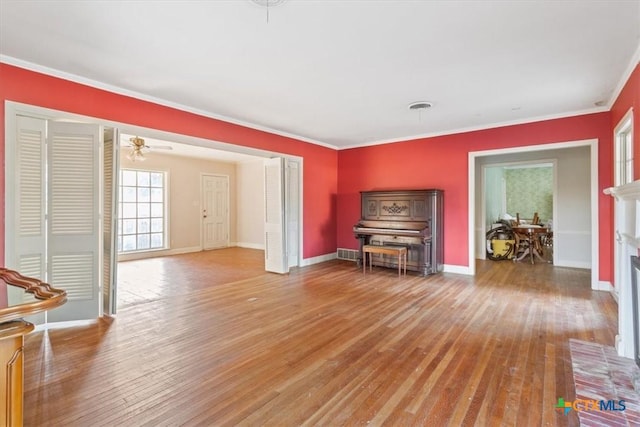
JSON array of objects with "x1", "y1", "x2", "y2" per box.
[{"x1": 505, "y1": 167, "x2": 553, "y2": 223}]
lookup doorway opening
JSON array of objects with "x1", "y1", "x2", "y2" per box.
[
  {"x1": 481, "y1": 160, "x2": 556, "y2": 264},
  {"x1": 468, "y1": 138, "x2": 600, "y2": 290},
  {"x1": 5, "y1": 101, "x2": 304, "y2": 321}
]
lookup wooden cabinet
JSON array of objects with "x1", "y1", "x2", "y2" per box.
[{"x1": 1, "y1": 321, "x2": 33, "y2": 426}]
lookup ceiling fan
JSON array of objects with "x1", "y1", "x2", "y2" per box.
[{"x1": 124, "y1": 136, "x2": 172, "y2": 162}]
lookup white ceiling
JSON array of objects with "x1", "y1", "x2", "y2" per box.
[{"x1": 1, "y1": 0, "x2": 639, "y2": 150}]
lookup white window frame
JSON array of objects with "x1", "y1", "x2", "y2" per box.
[
  {"x1": 118, "y1": 168, "x2": 168, "y2": 253},
  {"x1": 615, "y1": 108, "x2": 634, "y2": 187}
]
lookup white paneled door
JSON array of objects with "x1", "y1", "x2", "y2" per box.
[
  {"x1": 9, "y1": 117, "x2": 102, "y2": 322},
  {"x1": 202, "y1": 174, "x2": 229, "y2": 250}
]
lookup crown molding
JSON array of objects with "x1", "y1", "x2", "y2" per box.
[
  {"x1": 0, "y1": 55, "x2": 339, "y2": 150},
  {"x1": 338, "y1": 107, "x2": 609, "y2": 150}
]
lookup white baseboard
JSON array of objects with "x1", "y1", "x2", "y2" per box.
[
  {"x1": 301, "y1": 252, "x2": 337, "y2": 266},
  {"x1": 236, "y1": 242, "x2": 265, "y2": 250},
  {"x1": 594, "y1": 280, "x2": 614, "y2": 293},
  {"x1": 118, "y1": 245, "x2": 201, "y2": 262},
  {"x1": 443, "y1": 264, "x2": 473, "y2": 275},
  {"x1": 554, "y1": 260, "x2": 591, "y2": 269},
  {"x1": 601, "y1": 281, "x2": 619, "y2": 303}
]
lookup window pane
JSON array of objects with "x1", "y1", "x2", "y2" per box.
[
  {"x1": 122, "y1": 186, "x2": 136, "y2": 202},
  {"x1": 137, "y1": 234, "x2": 150, "y2": 249},
  {"x1": 151, "y1": 173, "x2": 163, "y2": 187},
  {"x1": 151, "y1": 218, "x2": 163, "y2": 232},
  {"x1": 151, "y1": 203, "x2": 163, "y2": 218},
  {"x1": 123, "y1": 235, "x2": 136, "y2": 251},
  {"x1": 122, "y1": 203, "x2": 137, "y2": 218},
  {"x1": 122, "y1": 170, "x2": 136, "y2": 186},
  {"x1": 138, "y1": 187, "x2": 150, "y2": 202},
  {"x1": 137, "y1": 203, "x2": 150, "y2": 218},
  {"x1": 151, "y1": 233, "x2": 163, "y2": 248},
  {"x1": 151, "y1": 188, "x2": 163, "y2": 202},
  {"x1": 123, "y1": 219, "x2": 136, "y2": 235},
  {"x1": 138, "y1": 218, "x2": 150, "y2": 233},
  {"x1": 137, "y1": 171, "x2": 150, "y2": 186}
]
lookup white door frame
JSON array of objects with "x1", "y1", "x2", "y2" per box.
[{"x1": 468, "y1": 138, "x2": 600, "y2": 290}]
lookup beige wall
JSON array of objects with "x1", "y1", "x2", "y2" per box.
[
  {"x1": 119, "y1": 151, "x2": 237, "y2": 260},
  {"x1": 237, "y1": 159, "x2": 265, "y2": 249}
]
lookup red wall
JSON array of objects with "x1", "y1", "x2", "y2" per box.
[
  {"x1": 0, "y1": 63, "x2": 338, "y2": 263},
  {"x1": 337, "y1": 113, "x2": 614, "y2": 280},
  {"x1": 2, "y1": 61, "x2": 636, "y2": 283},
  {"x1": 611, "y1": 63, "x2": 640, "y2": 177}
]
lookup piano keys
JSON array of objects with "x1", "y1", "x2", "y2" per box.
[{"x1": 353, "y1": 189, "x2": 444, "y2": 276}]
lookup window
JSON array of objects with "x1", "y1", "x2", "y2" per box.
[
  {"x1": 615, "y1": 109, "x2": 634, "y2": 186},
  {"x1": 118, "y1": 169, "x2": 166, "y2": 252}
]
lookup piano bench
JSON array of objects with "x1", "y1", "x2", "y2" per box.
[{"x1": 362, "y1": 245, "x2": 407, "y2": 277}]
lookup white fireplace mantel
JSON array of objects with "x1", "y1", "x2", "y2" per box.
[{"x1": 604, "y1": 180, "x2": 640, "y2": 358}]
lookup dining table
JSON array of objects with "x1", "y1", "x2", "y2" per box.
[{"x1": 512, "y1": 225, "x2": 550, "y2": 264}]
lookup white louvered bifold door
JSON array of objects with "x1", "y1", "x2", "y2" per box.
[
  {"x1": 286, "y1": 160, "x2": 300, "y2": 268},
  {"x1": 102, "y1": 128, "x2": 119, "y2": 316},
  {"x1": 46, "y1": 122, "x2": 101, "y2": 322},
  {"x1": 10, "y1": 116, "x2": 48, "y2": 324},
  {"x1": 264, "y1": 157, "x2": 288, "y2": 274}
]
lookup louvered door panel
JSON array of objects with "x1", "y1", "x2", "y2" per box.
[
  {"x1": 18, "y1": 128, "x2": 44, "y2": 237},
  {"x1": 11, "y1": 117, "x2": 47, "y2": 323},
  {"x1": 12, "y1": 117, "x2": 46, "y2": 281},
  {"x1": 47, "y1": 122, "x2": 101, "y2": 322},
  {"x1": 264, "y1": 157, "x2": 287, "y2": 274},
  {"x1": 286, "y1": 160, "x2": 299, "y2": 267},
  {"x1": 51, "y1": 253, "x2": 94, "y2": 300},
  {"x1": 102, "y1": 130, "x2": 119, "y2": 315},
  {"x1": 50, "y1": 135, "x2": 95, "y2": 235}
]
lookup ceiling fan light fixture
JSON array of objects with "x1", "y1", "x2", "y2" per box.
[
  {"x1": 127, "y1": 136, "x2": 146, "y2": 162},
  {"x1": 408, "y1": 101, "x2": 434, "y2": 111},
  {"x1": 127, "y1": 148, "x2": 146, "y2": 162}
]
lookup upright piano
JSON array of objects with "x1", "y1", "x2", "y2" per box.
[{"x1": 353, "y1": 189, "x2": 443, "y2": 276}]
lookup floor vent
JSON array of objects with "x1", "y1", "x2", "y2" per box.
[{"x1": 337, "y1": 248, "x2": 358, "y2": 262}]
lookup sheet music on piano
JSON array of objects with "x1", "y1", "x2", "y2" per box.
[{"x1": 353, "y1": 190, "x2": 443, "y2": 276}]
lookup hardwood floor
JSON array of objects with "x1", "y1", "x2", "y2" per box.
[{"x1": 23, "y1": 249, "x2": 616, "y2": 426}]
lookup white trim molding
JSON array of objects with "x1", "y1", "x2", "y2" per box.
[
  {"x1": 301, "y1": 252, "x2": 337, "y2": 267},
  {"x1": 469, "y1": 138, "x2": 599, "y2": 291},
  {"x1": 443, "y1": 264, "x2": 473, "y2": 275},
  {"x1": 117, "y1": 245, "x2": 202, "y2": 262},
  {"x1": 236, "y1": 242, "x2": 266, "y2": 250}
]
